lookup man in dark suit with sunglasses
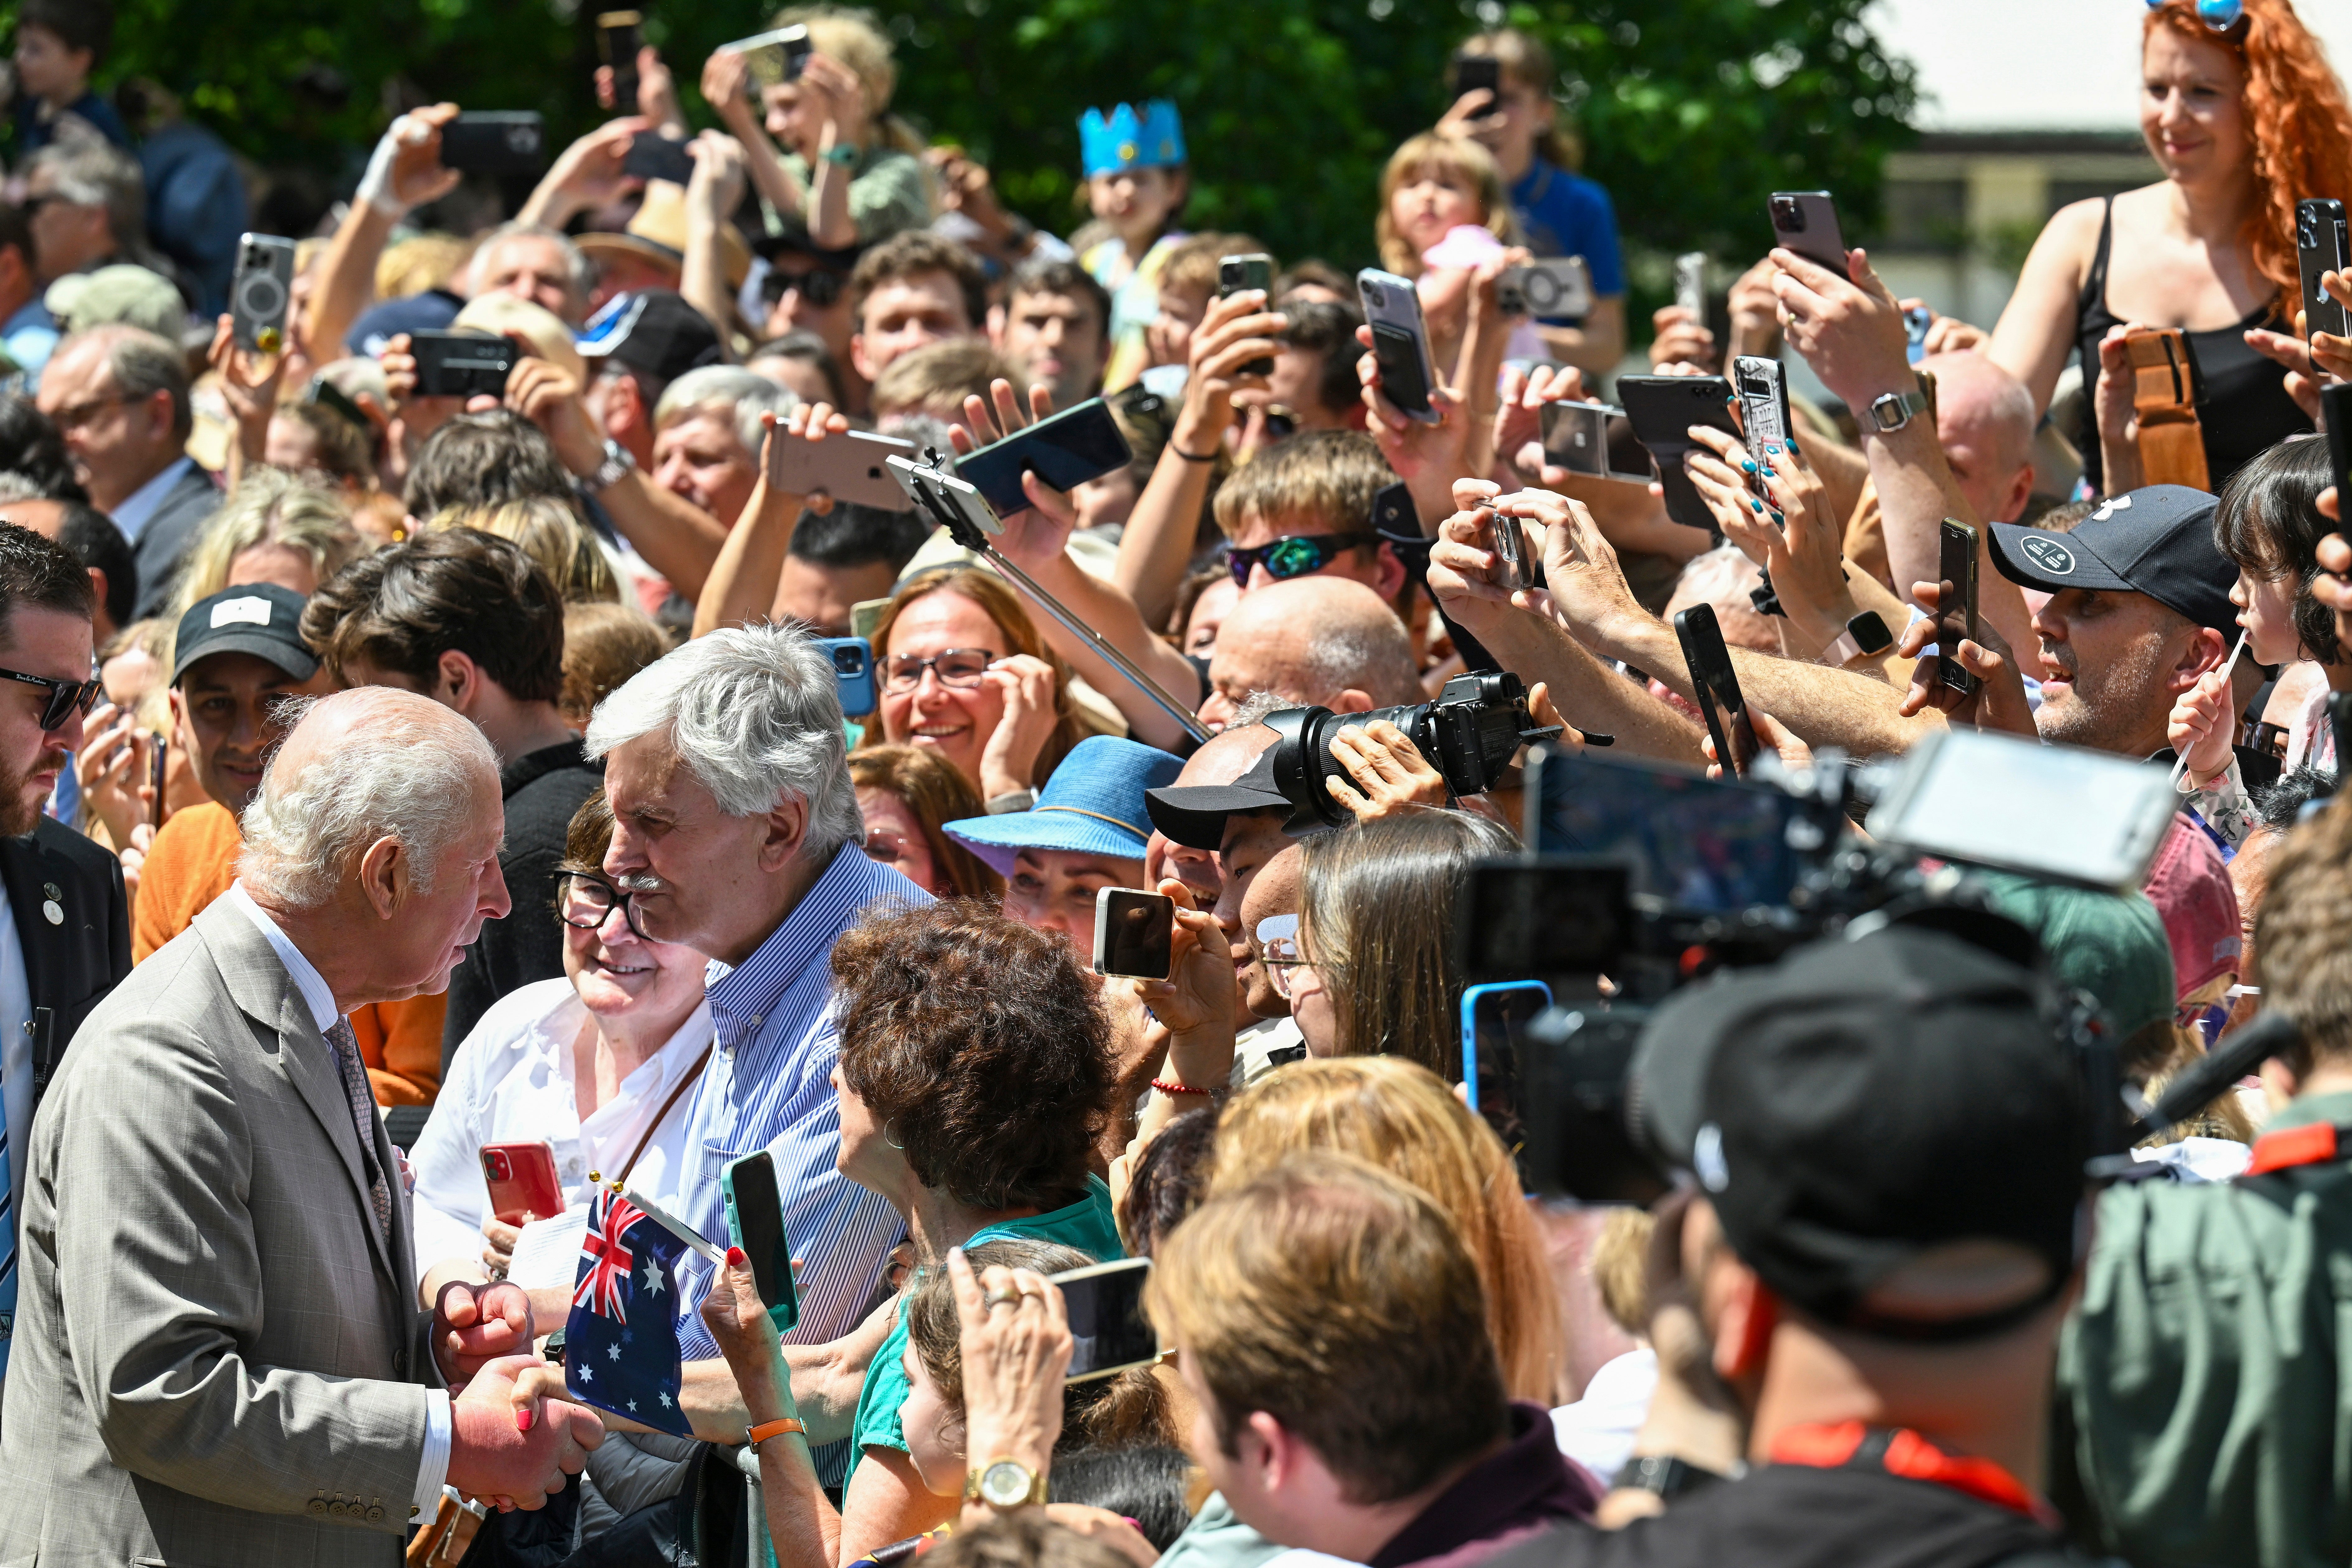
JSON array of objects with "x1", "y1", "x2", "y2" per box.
[{"x1": 0, "y1": 520, "x2": 131, "y2": 1380}]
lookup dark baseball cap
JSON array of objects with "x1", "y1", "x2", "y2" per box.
[
  {"x1": 1636, "y1": 923, "x2": 2091, "y2": 1340},
  {"x1": 172, "y1": 584, "x2": 318, "y2": 686},
  {"x1": 1988, "y1": 486, "x2": 2237, "y2": 638},
  {"x1": 1145, "y1": 744, "x2": 1291, "y2": 850},
  {"x1": 345, "y1": 288, "x2": 464, "y2": 359},
  {"x1": 577, "y1": 290, "x2": 724, "y2": 384}
]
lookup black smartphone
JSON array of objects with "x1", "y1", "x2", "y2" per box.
[
  {"x1": 1107, "y1": 383, "x2": 1173, "y2": 451},
  {"x1": 2325, "y1": 383, "x2": 2351, "y2": 497},
  {"x1": 1052, "y1": 1258, "x2": 1158, "y2": 1382},
  {"x1": 1673, "y1": 603, "x2": 1759, "y2": 777},
  {"x1": 147, "y1": 730, "x2": 167, "y2": 830},
  {"x1": 1461, "y1": 980, "x2": 1551, "y2": 1168},
  {"x1": 721, "y1": 1151, "x2": 799, "y2": 1332},
  {"x1": 1456, "y1": 858, "x2": 1630, "y2": 984},
  {"x1": 1617, "y1": 374, "x2": 1739, "y2": 533},
  {"x1": 438, "y1": 111, "x2": 548, "y2": 175},
  {"x1": 2300, "y1": 198, "x2": 2351, "y2": 345},
  {"x1": 1219, "y1": 253, "x2": 1275, "y2": 376},
  {"x1": 597, "y1": 10, "x2": 643, "y2": 112},
  {"x1": 956, "y1": 397, "x2": 1133, "y2": 518},
  {"x1": 1767, "y1": 190, "x2": 1848, "y2": 275},
  {"x1": 1357, "y1": 267, "x2": 1439, "y2": 423},
  {"x1": 1370, "y1": 479, "x2": 1416, "y2": 537},
  {"x1": 1451, "y1": 54, "x2": 1502, "y2": 106},
  {"x1": 1935, "y1": 518, "x2": 1981, "y2": 697},
  {"x1": 1092, "y1": 888, "x2": 1174, "y2": 980},
  {"x1": 229, "y1": 233, "x2": 296, "y2": 355},
  {"x1": 622, "y1": 131, "x2": 696, "y2": 186},
  {"x1": 410, "y1": 331, "x2": 519, "y2": 398}
]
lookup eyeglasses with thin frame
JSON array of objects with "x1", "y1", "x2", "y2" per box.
[
  {"x1": 556, "y1": 872, "x2": 647, "y2": 941},
  {"x1": 0, "y1": 665, "x2": 102, "y2": 732},
  {"x1": 44, "y1": 392, "x2": 130, "y2": 434},
  {"x1": 881, "y1": 647, "x2": 998, "y2": 694},
  {"x1": 1225, "y1": 532, "x2": 1381, "y2": 589}
]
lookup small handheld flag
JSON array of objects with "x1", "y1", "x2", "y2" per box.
[{"x1": 564, "y1": 1181, "x2": 692, "y2": 1436}]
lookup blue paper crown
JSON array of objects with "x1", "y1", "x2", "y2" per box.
[{"x1": 1079, "y1": 101, "x2": 1187, "y2": 178}]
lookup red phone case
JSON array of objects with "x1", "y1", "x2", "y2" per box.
[{"x1": 480, "y1": 1141, "x2": 564, "y2": 1226}]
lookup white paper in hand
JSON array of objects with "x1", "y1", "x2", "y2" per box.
[{"x1": 506, "y1": 1206, "x2": 591, "y2": 1291}]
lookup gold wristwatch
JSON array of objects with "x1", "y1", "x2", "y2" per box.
[{"x1": 964, "y1": 1457, "x2": 1047, "y2": 1508}]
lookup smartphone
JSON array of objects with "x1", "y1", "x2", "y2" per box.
[
  {"x1": 2325, "y1": 383, "x2": 2352, "y2": 497},
  {"x1": 1481, "y1": 500, "x2": 1535, "y2": 594},
  {"x1": 439, "y1": 111, "x2": 548, "y2": 175},
  {"x1": 1219, "y1": 253, "x2": 1276, "y2": 376},
  {"x1": 1519, "y1": 1002, "x2": 1670, "y2": 1205},
  {"x1": 1357, "y1": 268, "x2": 1440, "y2": 424},
  {"x1": 146, "y1": 730, "x2": 167, "y2": 830},
  {"x1": 597, "y1": 11, "x2": 643, "y2": 112},
  {"x1": 1451, "y1": 53, "x2": 1502, "y2": 106},
  {"x1": 725, "y1": 25, "x2": 813, "y2": 88},
  {"x1": 1934, "y1": 518, "x2": 1981, "y2": 697},
  {"x1": 622, "y1": 131, "x2": 696, "y2": 187},
  {"x1": 955, "y1": 397, "x2": 1133, "y2": 519},
  {"x1": 480, "y1": 1141, "x2": 564, "y2": 1226},
  {"x1": 1673, "y1": 251, "x2": 1707, "y2": 320},
  {"x1": 721, "y1": 1150, "x2": 799, "y2": 1333},
  {"x1": 1461, "y1": 981, "x2": 1553, "y2": 1165},
  {"x1": 1868, "y1": 729, "x2": 2179, "y2": 890},
  {"x1": 1731, "y1": 354, "x2": 1790, "y2": 467},
  {"x1": 1673, "y1": 603, "x2": 1759, "y2": 778},
  {"x1": 1092, "y1": 887, "x2": 1174, "y2": 980},
  {"x1": 1903, "y1": 304, "x2": 1934, "y2": 366},
  {"x1": 1497, "y1": 256, "x2": 1593, "y2": 321},
  {"x1": 1052, "y1": 1257, "x2": 1158, "y2": 1382},
  {"x1": 2299, "y1": 199, "x2": 2350, "y2": 347},
  {"x1": 1617, "y1": 374, "x2": 1739, "y2": 533},
  {"x1": 1539, "y1": 401, "x2": 1651, "y2": 483},
  {"x1": 771, "y1": 427, "x2": 917, "y2": 511},
  {"x1": 817, "y1": 635, "x2": 876, "y2": 716},
  {"x1": 1767, "y1": 190, "x2": 1848, "y2": 275},
  {"x1": 1107, "y1": 383, "x2": 1173, "y2": 450},
  {"x1": 229, "y1": 233, "x2": 296, "y2": 355},
  {"x1": 886, "y1": 454, "x2": 1002, "y2": 540},
  {"x1": 409, "y1": 331, "x2": 519, "y2": 399},
  {"x1": 1455, "y1": 859, "x2": 1632, "y2": 984}
]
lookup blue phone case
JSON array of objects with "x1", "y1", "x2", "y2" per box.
[
  {"x1": 1460, "y1": 981, "x2": 1553, "y2": 1111},
  {"x1": 819, "y1": 636, "x2": 877, "y2": 717}
]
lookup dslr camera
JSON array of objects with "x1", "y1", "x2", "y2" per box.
[{"x1": 1262, "y1": 670, "x2": 1555, "y2": 832}]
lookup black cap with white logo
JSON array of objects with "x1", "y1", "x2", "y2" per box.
[
  {"x1": 172, "y1": 584, "x2": 319, "y2": 686},
  {"x1": 1987, "y1": 485, "x2": 2237, "y2": 638}
]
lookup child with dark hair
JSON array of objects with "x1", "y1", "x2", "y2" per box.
[{"x1": 11, "y1": 0, "x2": 128, "y2": 152}]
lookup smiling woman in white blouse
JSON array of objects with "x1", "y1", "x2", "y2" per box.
[{"x1": 411, "y1": 788, "x2": 715, "y2": 1305}]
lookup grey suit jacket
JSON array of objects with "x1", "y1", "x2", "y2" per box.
[{"x1": 0, "y1": 898, "x2": 439, "y2": 1567}]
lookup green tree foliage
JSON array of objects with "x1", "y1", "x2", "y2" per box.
[{"x1": 80, "y1": 0, "x2": 1915, "y2": 276}]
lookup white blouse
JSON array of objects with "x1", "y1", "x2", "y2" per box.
[{"x1": 408, "y1": 976, "x2": 716, "y2": 1289}]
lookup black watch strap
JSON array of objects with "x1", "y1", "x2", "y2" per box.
[{"x1": 1612, "y1": 1453, "x2": 1728, "y2": 1501}]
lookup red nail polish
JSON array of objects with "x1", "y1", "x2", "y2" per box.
[
  {"x1": 516, "y1": 1408, "x2": 534, "y2": 1433},
  {"x1": 726, "y1": 1246, "x2": 747, "y2": 1267}
]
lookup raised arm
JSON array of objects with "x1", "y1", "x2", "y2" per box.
[
  {"x1": 692, "y1": 405, "x2": 846, "y2": 638},
  {"x1": 305, "y1": 105, "x2": 462, "y2": 368}
]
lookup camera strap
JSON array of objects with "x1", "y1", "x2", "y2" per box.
[{"x1": 1768, "y1": 1422, "x2": 2055, "y2": 1526}]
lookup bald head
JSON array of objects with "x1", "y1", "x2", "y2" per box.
[
  {"x1": 1664, "y1": 545, "x2": 1778, "y2": 655},
  {"x1": 1921, "y1": 351, "x2": 2036, "y2": 526},
  {"x1": 1201, "y1": 576, "x2": 1423, "y2": 730}
]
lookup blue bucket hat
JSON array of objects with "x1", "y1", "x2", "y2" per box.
[{"x1": 944, "y1": 735, "x2": 1184, "y2": 877}]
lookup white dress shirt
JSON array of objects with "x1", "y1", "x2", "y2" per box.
[
  {"x1": 224, "y1": 885, "x2": 450, "y2": 1516},
  {"x1": 0, "y1": 880, "x2": 31, "y2": 1233},
  {"x1": 408, "y1": 976, "x2": 713, "y2": 1284},
  {"x1": 107, "y1": 454, "x2": 195, "y2": 543}
]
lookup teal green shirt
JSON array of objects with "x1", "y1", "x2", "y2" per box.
[
  {"x1": 849, "y1": 1176, "x2": 1125, "y2": 1457},
  {"x1": 775, "y1": 144, "x2": 932, "y2": 246}
]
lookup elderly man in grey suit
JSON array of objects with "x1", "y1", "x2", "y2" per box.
[{"x1": 0, "y1": 687, "x2": 606, "y2": 1564}]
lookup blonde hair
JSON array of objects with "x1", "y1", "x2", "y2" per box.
[
  {"x1": 163, "y1": 471, "x2": 361, "y2": 675},
  {"x1": 422, "y1": 498, "x2": 619, "y2": 605},
  {"x1": 1212, "y1": 428, "x2": 1392, "y2": 538},
  {"x1": 377, "y1": 233, "x2": 475, "y2": 300},
  {"x1": 1375, "y1": 133, "x2": 1511, "y2": 277},
  {"x1": 1155, "y1": 232, "x2": 1270, "y2": 304},
  {"x1": 1210, "y1": 1056, "x2": 1565, "y2": 1404},
  {"x1": 870, "y1": 337, "x2": 1019, "y2": 423},
  {"x1": 774, "y1": 5, "x2": 931, "y2": 164}
]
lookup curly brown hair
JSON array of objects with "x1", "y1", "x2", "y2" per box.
[{"x1": 832, "y1": 900, "x2": 1112, "y2": 1210}]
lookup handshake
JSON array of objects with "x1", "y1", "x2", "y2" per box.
[{"x1": 432, "y1": 1280, "x2": 606, "y2": 1511}]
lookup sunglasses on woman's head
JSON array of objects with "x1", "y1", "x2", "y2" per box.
[
  {"x1": 1225, "y1": 532, "x2": 1381, "y2": 588},
  {"x1": 2143, "y1": 0, "x2": 2243, "y2": 31}
]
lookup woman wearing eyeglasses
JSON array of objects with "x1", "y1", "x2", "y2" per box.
[
  {"x1": 1982, "y1": 0, "x2": 2351, "y2": 496},
  {"x1": 860, "y1": 566, "x2": 1089, "y2": 813},
  {"x1": 409, "y1": 788, "x2": 714, "y2": 1306}
]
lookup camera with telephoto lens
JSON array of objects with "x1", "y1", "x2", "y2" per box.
[{"x1": 1261, "y1": 670, "x2": 1555, "y2": 833}]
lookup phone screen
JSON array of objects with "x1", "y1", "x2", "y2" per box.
[
  {"x1": 956, "y1": 399, "x2": 1133, "y2": 518},
  {"x1": 1529, "y1": 748, "x2": 1825, "y2": 915},
  {"x1": 1675, "y1": 604, "x2": 1757, "y2": 778},
  {"x1": 599, "y1": 12, "x2": 642, "y2": 101},
  {"x1": 1457, "y1": 860, "x2": 1631, "y2": 985},
  {"x1": 1369, "y1": 324, "x2": 1432, "y2": 415},
  {"x1": 1053, "y1": 1259, "x2": 1158, "y2": 1382},
  {"x1": 1462, "y1": 983, "x2": 1552, "y2": 1169},
  {"x1": 1485, "y1": 505, "x2": 1531, "y2": 592},
  {"x1": 1871, "y1": 730, "x2": 2177, "y2": 889},
  {"x1": 1093, "y1": 888, "x2": 1174, "y2": 979},
  {"x1": 623, "y1": 132, "x2": 696, "y2": 186},
  {"x1": 1935, "y1": 520, "x2": 1980, "y2": 696},
  {"x1": 1452, "y1": 55, "x2": 1502, "y2": 103},
  {"x1": 724, "y1": 1151, "x2": 799, "y2": 1331}
]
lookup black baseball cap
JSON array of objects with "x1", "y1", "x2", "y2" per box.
[
  {"x1": 1987, "y1": 486, "x2": 2237, "y2": 638},
  {"x1": 1145, "y1": 743, "x2": 1291, "y2": 850},
  {"x1": 172, "y1": 584, "x2": 319, "y2": 686},
  {"x1": 577, "y1": 289, "x2": 725, "y2": 384},
  {"x1": 1635, "y1": 923, "x2": 2090, "y2": 1341}
]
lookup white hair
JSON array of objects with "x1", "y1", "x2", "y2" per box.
[
  {"x1": 584, "y1": 623, "x2": 860, "y2": 860},
  {"x1": 653, "y1": 366, "x2": 802, "y2": 460},
  {"x1": 238, "y1": 691, "x2": 499, "y2": 909},
  {"x1": 467, "y1": 221, "x2": 593, "y2": 308}
]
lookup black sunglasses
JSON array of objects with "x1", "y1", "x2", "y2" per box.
[
  {"x1": 1225, "y1": 532, "x2": 1381, "y2": 588},
  {"x1": 760, "y1": 265, "x2": 846, "y2": 309},
  {"x1": 0, "y1": 666, "x2": 101, "y2": 731}
]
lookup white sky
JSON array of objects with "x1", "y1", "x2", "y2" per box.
[{"x1": 1869, "y1": 0, "x2": 2352, "y2": 130}]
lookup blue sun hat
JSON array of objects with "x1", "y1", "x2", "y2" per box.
[{"x1": 944, "y1": 735, "x2": 1185, "y2": 877}]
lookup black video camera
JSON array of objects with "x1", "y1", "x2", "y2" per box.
[{"x1": 1262, "y1": 671, "x2": 1555, "y2": 832}]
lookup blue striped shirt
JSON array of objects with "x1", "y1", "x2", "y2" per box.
[{"x1": 668, "y1": 842, "x2": 926, "y2": 1478}]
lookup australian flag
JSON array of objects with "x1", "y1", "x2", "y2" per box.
[{"x1": 563, "y1": 1188, "x2": 693, "y2": 1437}]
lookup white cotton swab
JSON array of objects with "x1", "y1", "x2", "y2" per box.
[{"x1": 2169, "y1": 627, "x2": 2251, "y2": 788}]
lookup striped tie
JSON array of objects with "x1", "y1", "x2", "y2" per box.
[{"x1": 324, "y1": 1017, "x2": 392, "y2": 1241}]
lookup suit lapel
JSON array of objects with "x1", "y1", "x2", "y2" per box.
[{"x1": 0, "y1": 829, "x2": 59, "y2": 1013}]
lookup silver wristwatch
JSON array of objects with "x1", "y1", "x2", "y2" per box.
[
  {"x1": 1864, "y1": 386, "x2": 1929, "y2": 434},
  {"x1": 583, "y1": 438, "x2": 636, "y2": 493}
]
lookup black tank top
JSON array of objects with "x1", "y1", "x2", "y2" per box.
[{"x1": 2074, "y1": 196, "x2": 2312, "y2": 493}]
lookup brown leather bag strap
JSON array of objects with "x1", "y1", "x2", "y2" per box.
[{"x1": 617, "y1": 1045, "x2": 713, "y2": 1183}]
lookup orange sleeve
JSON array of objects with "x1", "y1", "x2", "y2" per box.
[
  {"x1": 355, "y1": 991, "x2": 446, "y2": 1107},
  {"x1": 133, "y1": 804, "x2": 242, "y2": 963}
]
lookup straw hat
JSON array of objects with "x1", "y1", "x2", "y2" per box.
[{"x1": 576, "y1": 181, "x2": 753, "y2": 294}]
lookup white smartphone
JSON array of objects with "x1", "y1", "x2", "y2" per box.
[
  {"x1": 885, "y1": 454, "x2": 1001, "y2": 539},
  {"x1": 1356, "y1": 268, "x2": 1441, "y2": 424},
  {"x1": 772, "y1": 429, "x2": 917, "y2": 511},
  {"x1": 1867, "y1": 730, "x2": 2178, "y2": 890},
  {"x1": 1051, "y1": 1257, "x2": 1158, "y2": 1382}
]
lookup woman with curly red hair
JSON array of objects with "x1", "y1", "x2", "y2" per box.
[{"x1": 1986, "y1": 0, "x2": 2352, "y2": 494}]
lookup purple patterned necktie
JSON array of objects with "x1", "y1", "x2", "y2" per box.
[{"x1": 324, "y1": 1017, "x2": 392, "y2": 1239}]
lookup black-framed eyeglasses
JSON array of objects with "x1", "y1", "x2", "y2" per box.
[
  {"x1": 760, "y1": 265, "x2": 847, "y2": 309},
  {"x1": 881, "y1": 647, "x2": 997, "y2": 694},
  {"x1": 0, "y1": 666, "x2": 101, "y2": 731},
  {"x1": 1225, "y1": 532, "x2": 1380, "y2": 588},
  {"x1": 556, "y1": 872, "x2": 647, "y2": 940}
]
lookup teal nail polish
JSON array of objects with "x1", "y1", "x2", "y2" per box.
[
  {"x1": 1750, "y1": 498, "x2": 1764, "y2": 513},
  {"x1": 1787, "y1": 438, "x2": 1801, "y2": 456},
  {"x1": 1763, "y1": 443, "x2": 1781, "y2": 456},
  {"x1": 1741, "y1": 459, "x2": 1758, "y2": 474}
]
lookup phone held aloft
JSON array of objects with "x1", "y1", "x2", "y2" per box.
[
  {"x1": 1483, "y1": 501, "x2": 1535, "y2": 594},
  {"x1": 1767, "y1": 190, "x2": 1847, "y2": 275},
  {"x1": 2296, "y1": 198, "x2": 2350, "y2": 345},
  {"x1": 1539, "y1": 401, "x2": 1649, "y2": 484},
  {"x1": 1093, "y1": 887, "x2": 1174, "y2": 981},
  {"x1": 1219, "y1": 253, "x2": 1275, "y2": 376},
  {"x1": 1673, "y1": 602, "x2": 1759, "y2": 778},
  {"x1": 1497, "y1": 256, "x2": 1592, "y2": 321},
  {"x1": 438, "y1": 112, "x2": 547, "y2": 176},
  {"x1": 1935, "y1": 518, "x2": 1981, "y2": 697},
  {"x1": 1357, "y1": 267, "x2": 1440, "y2": 424},
  {"x1": 597, "y1": 11, "x2": 642, "y2": 108},
  {"x1": 1052, "y1": 1257, "x2": 1159, "y2": 1382},
  {"x1": 230, "y1": 233, "x2": 296, "y2": 355},
  {"x1": 409, "y1": 331, "x2": 519, "y2": 400},
  {"x1": 723, "y1": 25, "x2": 813, "y2": 87}
]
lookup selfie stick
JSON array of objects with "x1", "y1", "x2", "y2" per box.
[
  {"x1": 2168, "y1": 627, "x2": 2251, "y2": 788},
  {"x1": 897, "y1": 452, "x2": 1212, "y2": 745},
  {"x1": 588, "y1": 1171, "x2": 729, "y2": 1265}
]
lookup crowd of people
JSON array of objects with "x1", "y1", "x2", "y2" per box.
[{"x1": 0, "y1": 0, "x2": 2346, "y2": 1566}]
